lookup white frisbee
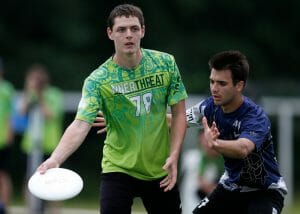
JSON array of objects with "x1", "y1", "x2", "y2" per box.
[{"x1": 28, "y1": 168, "x2": 83, "y2": 201}]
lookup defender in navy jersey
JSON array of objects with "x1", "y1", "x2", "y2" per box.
[
  {"x1": 187, "y1": 51, "x2": 287, "y2": 214},
  {"x1": 189, "y1": 97, "x2": 286, "y2": 193}
]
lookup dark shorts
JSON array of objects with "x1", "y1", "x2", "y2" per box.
[
  {"x1": 193, "y1": 184, "x2": 284, "y2": 214},
  {"x1": 100, "y1": 172, "x2": 182, "y2": 214},
  {"x1": 0, "y1": 145, "x2": 12, "y2": 172}
]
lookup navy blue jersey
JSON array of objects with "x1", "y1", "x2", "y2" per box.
[{"x1": 186, "y1": 96, "x2": 287, "y2": 195}]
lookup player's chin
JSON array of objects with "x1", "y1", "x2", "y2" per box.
[
  {"x1": 213, "y1": 99, "x2": 222, "y2": 106},
  {"x1": 124, "y1": 46, "x2": 138, "y2": 53},
  {"x1": 124, "y1": 50, "x2": 136, "y2": 55}
]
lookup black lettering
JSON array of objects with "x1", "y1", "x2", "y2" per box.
[
  {"x1": 134, "y1": 80, "x2": 140, "y2": 90},
  {"x1": 140, "y1": 78, "x2": 146, "y2": 89}
]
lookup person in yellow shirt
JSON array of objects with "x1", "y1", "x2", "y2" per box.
[
  {"x1": 0, "y1": 57, "x2": 15, "y2": 214},
  {"x1": 20, "y1": 63, "x2": 63, "y2": 160}
]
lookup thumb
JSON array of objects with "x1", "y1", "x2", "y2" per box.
[
  {"x1": 202, "y1": 116, "x2": 209, "y2": 130},
  {"x1": 163, "y1": 159, "x2": 171, "y2": 170},
  {"x1": 37, "y1": 163, "x2": 49, "y2": 174}
]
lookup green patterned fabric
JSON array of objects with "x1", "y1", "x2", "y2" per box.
[
  {"x1": 0, "y1": 80, "x2": 15, "y2": 148},
  {"x1": 76, "y1": 49, "x2": 187, "y2": 180},
  {"x1": 21, "y1": 86, "x2": 63, "y2": 155}
]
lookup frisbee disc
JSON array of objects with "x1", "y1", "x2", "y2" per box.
[{"x1": 28, "y1": 168, "x2": 83, "y2": 201}]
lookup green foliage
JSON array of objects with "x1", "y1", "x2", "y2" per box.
[{"x1": 0, "y1": 0, "x2": 299, "y2": 93}]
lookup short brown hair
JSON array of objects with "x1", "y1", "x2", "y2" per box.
[{"x1": 107, "y1": 4, "x2": 145, "y2": 29}]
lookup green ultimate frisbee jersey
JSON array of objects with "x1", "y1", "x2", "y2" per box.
[{"x1": 76, "y1": 49, "x2": 188, "y2": 180}]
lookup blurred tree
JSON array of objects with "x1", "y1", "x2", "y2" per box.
[{"x1": 0, "y1": 0, "x2": 299, "y2": 95}]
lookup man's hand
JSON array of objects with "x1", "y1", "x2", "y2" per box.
[
  {"x1": 160, "y1": 156, "x2": 178, "y2": 192},
  {"x1": 92, "y1": 111, "x2": 107, "y2": 134},
  {"x1": 37, "y1": 157, "x2": 60, "y2": 174},
  {"x1": 202, "y1": 117, "x2": 220, "y2": 149}
]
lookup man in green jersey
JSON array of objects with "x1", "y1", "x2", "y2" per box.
[
  {"x1": 0, "y1": 57, "x2": 14, "y2": 214},
  {"x1": 37, "y1": 4, "x2": 187, "y2": 214}
]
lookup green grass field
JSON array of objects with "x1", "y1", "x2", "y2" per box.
[
  {"x1": 11, "y1": 191, "x2": 300, "y2": 214},
  {"x1": 284, "y1": 199, "x2": 300, "y2": 214}
]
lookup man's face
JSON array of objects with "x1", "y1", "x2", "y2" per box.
[
  {"x1": 107, "y1": 16, "x2": 145, "y2": 55},
  {"x1": 209, "y1": 68, "x2": 243, "y2": 111}
]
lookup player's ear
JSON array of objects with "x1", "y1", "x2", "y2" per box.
[
  {"x1": 141, "y1": 25, "x2": 145, "y2": 39},
  {"x1": 236, "y1": 80, "x2": 244, "y2": 92},
  {"x1": 107, "y1": 27, "x2": 113, "y2": 40}
]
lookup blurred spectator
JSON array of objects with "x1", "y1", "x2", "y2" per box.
[
  {"x1": 20, "y1": 63, "x2": 63, "y2": 162},
  {"x1": 196, "y1": 131, "x2": 223, "y2": 200},
  {"x1": 11, "y1": 92, "x2": 29, "y2": 147},
  {"x1": 18, "y1": 63, "x2": 63, "y2": 213},
  {"x1": 0, "y1": 57, "x2": 15, "y2": 214},
  {"x1": 179, "y1": 129, "x2": 223, "y2": 213}
]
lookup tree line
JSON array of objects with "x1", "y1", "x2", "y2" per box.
[{"x1": 1, "y1": 0, "x2": 299, "y2": 95}]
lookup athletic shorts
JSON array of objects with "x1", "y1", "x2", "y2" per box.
[
  {"x1": 192, "y1": 184, "x2": 284, "y2": 214},
  {"x1": 0, "y1": 145, "x2": 12, "y2": 172},
  {"x1": 100, "y1": 172, "x2": 182, "y2": 214}
]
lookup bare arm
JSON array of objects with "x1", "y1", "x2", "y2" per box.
[
  {"x1": 160, "y1": 99, "x2": 186, "y2": 191},
  {"x1": 212, "y1": 138, "x2": 255, "y2": 159},
  {"x1": 38, "y1": 119, "x2": 92, "y2": 173},
  {"x1": 202, "y1": 117, "x2": 255, "y2": 159}
]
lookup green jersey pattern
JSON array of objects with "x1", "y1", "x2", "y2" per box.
[
  {"x1": 0, "y1": 80, "x2": 15, "y2": 148},
  {"x1": 76, "y1": 49, "x2": 187, "y2": 180}
]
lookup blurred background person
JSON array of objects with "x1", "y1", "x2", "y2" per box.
[
  {"x1": 20, "y1": 63, "x2": 63, "y2": 171},
  {"x1": 179, "y1": 129, "x2": 223, "y2": 213},
  {"x1": 0, "y1": 57, "x2": 15, "y2": 214},
  {"x1": 196, "y1": 130, "x2": 223, "y2": 200},
  {"x1": 11, "y1": 87, "x2": 29, "y2": 156},
  {"x1": 18, "y1": 63, "x2": 63, "y2": 214}
]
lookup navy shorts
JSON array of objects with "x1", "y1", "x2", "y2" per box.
[
  {"x1": 100, "y1": 172, "x2": 182, "y2": 214},
  {"x1": 193, "y1": 184, "x2": 284, "y2": 214}
]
